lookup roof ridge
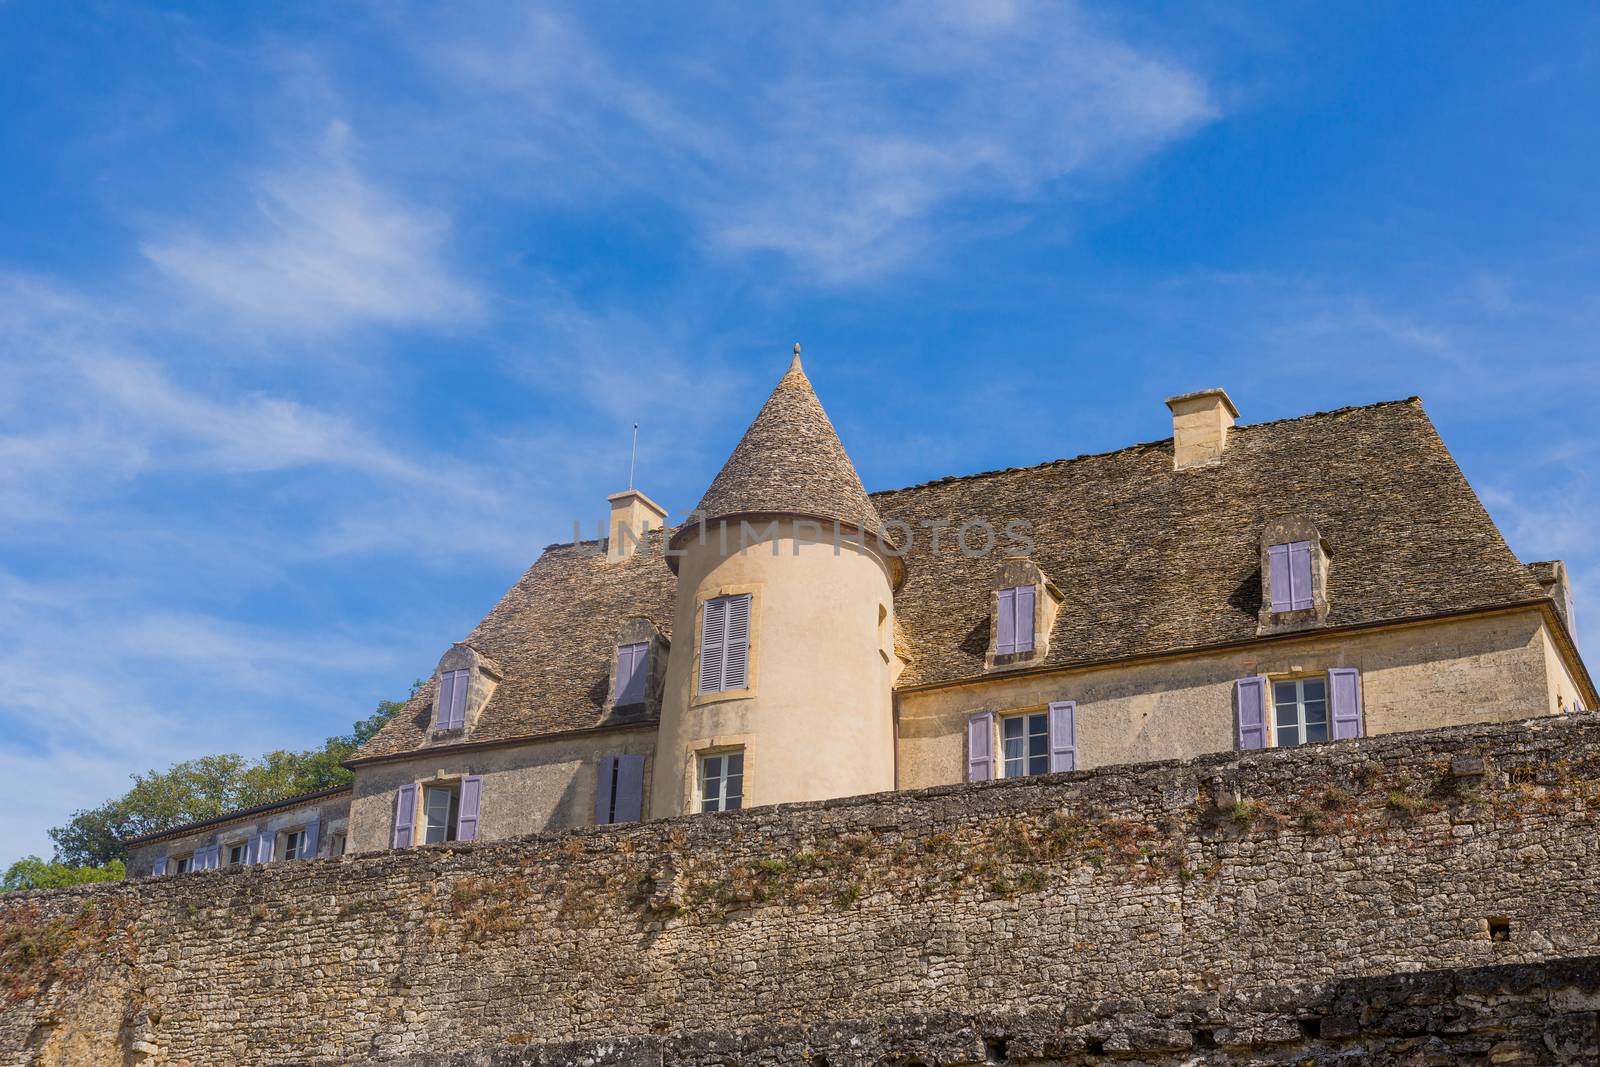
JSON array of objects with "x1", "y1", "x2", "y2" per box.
[{"x1": 870, "y1": 395, "x2": 1424, "y2": 498}]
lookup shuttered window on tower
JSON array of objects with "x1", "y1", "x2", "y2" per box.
[{"x1": 698, "y1": 594, "x2": 751, "y2": 694}]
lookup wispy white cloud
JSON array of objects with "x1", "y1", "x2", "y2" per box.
[
  {"x1": 141, "y1": 122, "x2": 482, "y2": 334},
  {"x1": 418, "y1": 1, "x2": 1216, "y2": 280}
]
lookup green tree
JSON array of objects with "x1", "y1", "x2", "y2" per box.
[
  {"x1": 43, "y1": 685, "x2": 417, "y2": 870},
  {"x1": 2, "y1": 856, "x2": 125, "y2": 892}
]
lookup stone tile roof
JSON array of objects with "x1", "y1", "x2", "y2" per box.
[
  {"x1": 358, "y1": 532, "x2": 678, "y2": 759},
  {"x1": 356, "y1": 397, "x2": 1549, "y2": 759},
  {"x1": 876, "y1": 397, "x2": 1544, "y2": 687},
  {"x1": 683, "y1": 352, "x2": 890, "y2": 544}
]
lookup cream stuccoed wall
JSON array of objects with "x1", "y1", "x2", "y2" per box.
[
  {"x1": 346, "y1": 724, "x2": 656, "y2": 855},
  {"x1": 1538, "y1": 614, "x2": 1588, "y2": 711},
  {"x1": 652, "y1": 517, "x2": 897, "y2": 816},
  {"x1": 897, "y1": 606, "x2": 1581, "y2": 790}
]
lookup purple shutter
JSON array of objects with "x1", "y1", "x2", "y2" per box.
[
  {"x1": 595, "y1": 757, "x2": 619, "y2": 824},
  {"x1": 456, "y1": 775, "x2": 483, "y2": 841},
  {"x1": 1048, "y1": 701, "x2": 1077, "y2": 772},
  {"x1": 153, "y1": 856, "x2": 168, "y2": 877},
  {"x1": 1288, "y1": 541, "x2": 1314, "y2": 611},
  {"x1": 614, "y1": 755, "x2": 645, "y2": 823},
  {"x1": 967, "y1": 710, "x2": 995, "y2": 782},
  {"x1": 1268, "y1": 543, "x2": 1291, "y2": 612},
  {"x1": 1329, "y1": 667, "x2": 1364, "y2": 740},
  {"x1": 1015, "y1": 585, "x2": 1036, "y2": 653},
  {"x1": 699, "y1": 599, "x2": 726, "y2": 693},
  {"x1": 617, "y1": 643, "x2": 647, "y2": 704},
  {"x1": 449, "y1": 670, "x2": 468, "y2": 728},
  {"x1": 996, "y1": 588, "x2": 1016, "y2": 654},
  {"x1": 437, "y1": 670, "x2": 456, "y2": 728},
  {"x1": 301, "y1": 816, "x2": 320, "y2": 860},
  {"x1": 723, "y1": 595, "x2": 750, "y2": 690},
  {"x1": 1235, "y1": 676, "x2": 1268, "y2": 751},
  {"x1": 197, "y1": 845, "x2": 215, "y2": 871},
  {"x1": 393, "y1": 784, "x2": 417, "y2": 848},
  {"x1": 253, "y1": 831, "x2": 275, "y2": 864}
]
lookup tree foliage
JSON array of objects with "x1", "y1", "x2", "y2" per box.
[
  {"x1": 2, "y1": 856, "x2": 125, "y2": 892},
  {"x1": 42, "y1": 686, "x2": 418, "y2": 870}
]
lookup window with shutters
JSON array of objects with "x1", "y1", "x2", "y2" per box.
[
  {"x1": 995, "y1": 586, "x2": 1037, "y2": 656},
  {"x1": 699, "y1": 750, "x2": 745, "y2": 812},
  {"x1": 173, "y1": 854, "x2": 193, "y2": 875},
  {"x1": 698, "y1": 593, "x2": 752, "y2": 696},
  {"x1": 1258, "y1": 519, "x2": 1330, "y2": 634},
  {"x1": 1238, "y1": 669, "x2": 1363, "y2": 750},
  {"x1": 435, "y1": 668, "x2": 470, "y2": 731},
  {"x1": 614, "y1": 642, "x2": 649, "y2": 705},
  {"x1": 226, "y1": 842, "x2": 248, "y2": 866}
]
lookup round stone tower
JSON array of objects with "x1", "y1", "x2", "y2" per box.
[{"x1": 651, "y1": 350, "x2": 903, "y2": 816}]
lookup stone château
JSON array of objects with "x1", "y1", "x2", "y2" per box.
[{"x1": 124, "y1": 352, "x2": 1591, "y2": 876}]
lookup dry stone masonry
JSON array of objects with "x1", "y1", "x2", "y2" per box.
[{"x1": 7, "y1": 711, "x2": 1600, "y2": 1065}]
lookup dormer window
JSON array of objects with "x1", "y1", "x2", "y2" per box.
[
  {"x1": 614, "y1": 642, "x2": 649, "y2": 706},
  {"x1": 436, "y1": 669, "x2": 469, "y2": 730},
  {"x1": 996, "y1": 586, "x2": 1036, "y2": 655},
  {"x1": 986, "y1": 559, "x2": 1062, "y2": 671},
  {"x1": 1258, "y1": 518, "x2": 1331, "y2": 635}
]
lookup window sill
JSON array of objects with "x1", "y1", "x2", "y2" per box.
[{"x1": 1256, "y1": 606, "x2": 1329, "y2": 636}]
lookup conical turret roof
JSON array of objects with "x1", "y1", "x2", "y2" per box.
[{"x1": 686, "y1": 351, "x2": 891, "y2": 545}]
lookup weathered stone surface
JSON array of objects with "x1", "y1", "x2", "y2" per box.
[{"x1": 7, "y1": 711, "x2": 1600, "y2": 1065}]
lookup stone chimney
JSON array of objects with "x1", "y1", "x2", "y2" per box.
[
  {"x1": 1164, "y1": 388, "x2": 1240, "y2": 470},
  {"x1": 607, "y1": 490, "x2": 667, "y2": 560}
]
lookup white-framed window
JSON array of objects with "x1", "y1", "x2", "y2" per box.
[
  {"x1": 423, "y1": 784, "x2": 461, "y2": 844},
  {"x1": 699, "y1": 750, "x2": 744, "y2": 813},
  {"x1": 173, "y1": 854, "x2": 193, "y2": 875},
  {"x1": 1001, "y1": 711, "x2": 1050, "y2": 778},
  {"x1": 226, "y1": 842, "x2": 248, "y2": 866},
  {"x1": 280, "y1": 829, "x2": 308, "y2": 861},
  {"x1": 1272, "y1": 677, "x2": 1329, "y2": 747}
]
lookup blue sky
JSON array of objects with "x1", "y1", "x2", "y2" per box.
[{"x1": 2, "y1": 2, "x2": 1597, "y2": 864}]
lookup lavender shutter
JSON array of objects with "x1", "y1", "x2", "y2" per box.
[
  {"x1": 1015, "y1": 585, "x2": 1036, "y2": 653},
  {"x1": 153, "y1": 856, "x2": 168, "y2": 877},
  {"x1": 1288, "y1": 541, "x2": 1315, "y2": 611},
  {"x1": 614, "y1": 755, "x2": 645, "y2": 823},
  {"x1": 1267, "y1": 543, "x2": 1291, "y2": 612},
  {"x1": 616, "y1": 644, "x2": 647, "y2": 704},
  {"x1": 301, "y1": 816, "x2": 320, "y2": 860},
  {"x1": 392, "y1": 783, "x2": 417, "y2": 849},
  {"x1": 1048, "y1": 701, "x2": 1077, "y2": 773},
  {"x1": 723, "y1": 594, "x2": 751, "y2": 690},
  {"x1": 996, "y1": 588, "x2": 1016, "y2": 654},
  {"x1": 253, "y1": 831, "x2": 275, "y2": 864},
  {"x1": 449, "y1": 670, "x2": 468, "y2": 728},
  {"x1": 966, "y1": 710, "x2": 995, "y2": 782},
  {"x1": 595, "y1": 757, "x2": 619, "y2": 824},
  {"x1": 456, "y1": 775, "x2": 483, "y2": 841},
  {"x1": 437, "y1": 670, "x2": 454, "y2": 728},
  {"x1": 1235, "y1": 676, "x2": 1268, "y2": 750},
  {"x1": 699, "y1": 599, "x2": 726, "y2": 693},
  {"x1": 1329, "y1": 667, "x2": 1364, "y2": 740}
]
